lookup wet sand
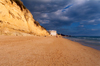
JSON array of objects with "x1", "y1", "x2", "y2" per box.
[{"x1": 0, "y1": 36, "x2": 100, "y2": 66}]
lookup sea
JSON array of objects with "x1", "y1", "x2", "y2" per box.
[{"x1": 65, "y1": 36, "x2": 100, "y2": 51}]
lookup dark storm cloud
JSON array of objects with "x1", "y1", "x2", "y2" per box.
[
  {"x1": 21, "y1": 0, "x2": 100, "y2": 36},
  {"x1": 62, "y1": 1, "x2": 100, "y2": 21},
  {"x1": 22, "y1": 0, "x2": 71, "y2": 12}
]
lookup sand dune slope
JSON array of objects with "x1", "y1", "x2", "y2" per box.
[{"x1": 0, "y1": 36, "x2": 100, "y2": 66}]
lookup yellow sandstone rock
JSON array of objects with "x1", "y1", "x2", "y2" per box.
[{"x1": 0, "y1": 0, "x2": 49, "y2": 36}]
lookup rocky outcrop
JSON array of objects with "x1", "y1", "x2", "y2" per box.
[{"x1": 0, "y1": 0, "x2": 49, "y2": 36}]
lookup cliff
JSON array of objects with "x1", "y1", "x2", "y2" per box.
[{"x1": 0, "y1": 0, "x2": 49, "y2": 36}]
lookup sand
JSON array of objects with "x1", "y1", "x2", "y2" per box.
[{"x1": 0, "y1": 36, "x2": 100, "y2": 66}]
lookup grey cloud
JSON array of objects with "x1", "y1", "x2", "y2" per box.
[
  {"x1": 22, "y1": 0, "x2": 72, "y2": 13},
  {"x1": 21, "y1": 0, "x2": 100, "y2": 36}
]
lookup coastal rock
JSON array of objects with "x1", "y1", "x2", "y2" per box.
[{"x1": 0, "y1": 0, "x2": 49, "y2": 36}]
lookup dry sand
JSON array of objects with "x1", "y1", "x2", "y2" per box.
[{"x1": 0, "y1": 36, "x2": 100, "y2": 66}]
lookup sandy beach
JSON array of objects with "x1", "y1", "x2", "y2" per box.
[{"x1": 0, "y1": 36, "x2": 100, "y2": 66}]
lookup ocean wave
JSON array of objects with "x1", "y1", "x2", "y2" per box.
[
  {"x1": 65, "y1": 36, "x2": 100, "y2": 45},
  {"x1": 65, "y1": 36, "x2": 100, "y2": 50},
  {"x1": 73, "y1": 36, "x2": 100, "y2": 41}
]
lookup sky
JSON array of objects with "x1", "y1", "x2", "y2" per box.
[{"x1": 21, "y1": 0, "x2": 100, "y2": 36}]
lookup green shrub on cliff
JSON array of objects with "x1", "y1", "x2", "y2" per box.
[
  {"x1": 10, "y1": 0, "x2": 26, "y2": 11},
  {"x1": 34, "y1": 21, "x2": 46, "y2": 30},
  {"x1": 34, "y1": 21, "x2": 40, "y2": 26}
]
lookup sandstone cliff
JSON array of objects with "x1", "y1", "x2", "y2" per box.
[{"x1": 0, "y1": 0, "x2": 49, "y2": 36}]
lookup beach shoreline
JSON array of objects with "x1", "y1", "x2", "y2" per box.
[
  {"x1": 0, "y1": 36, "x2": 100, "y2": 66},
  {"x1": 65, "y1": 36, "x2": 100, "y2": 51}
]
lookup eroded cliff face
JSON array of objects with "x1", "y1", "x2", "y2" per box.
[{"x1": 0, "y1": 0, "x2": 49, "y2": 36}]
